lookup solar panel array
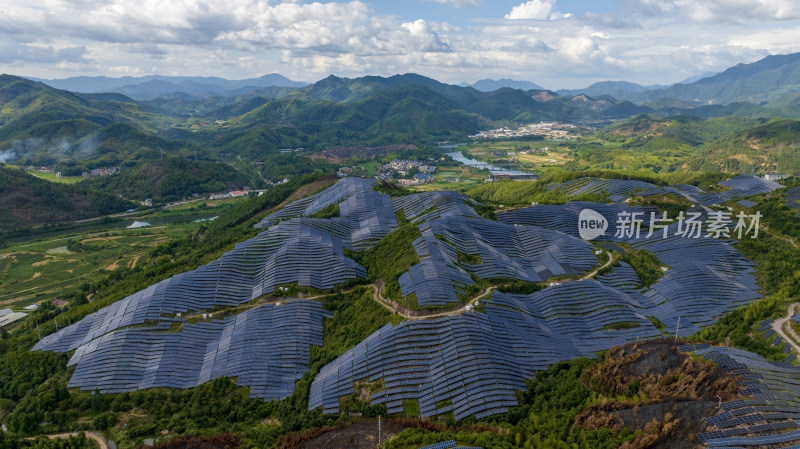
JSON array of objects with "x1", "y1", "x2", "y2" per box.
[
  {"x1": 30, "y1": 178, "x2": 769, "y2": 423},
  {"x1": 785, "y1": 186, "x2": 800, "y2": 211},
  {"x1": 545, "y1": 177, "x2": 656, "y2": 196},
  {"x1": 392, "y1": 191, "x2": 481, "y2": 223},
  {"x1": 310, "y1": 282, "x2": 663, "y2": 419},
  {"x1": 719, "y1": 174, "x2": 783, "y2": 197},
  {"x1": 256, "y1": 178, "x2": 377, "y2": 228},
  {"x1": 34, "y1": 184, "x2": 399, "y2": 354},
  {"x1": 396, "y1": 209, "x2": 598, "y2": 306},
  {"x1": 33, "y1": 180, "x2": 399, "y2": 399},
  {"x1": 398, "y1": 234, "x2": 475, "y2": 306},
  {"x1": 626, "y1": 222, "x2": 761, "y2": 336},
  {"x1": 65, "y1": 301, "x2": 331, "y2": 399},
  {"x1": 497, "y1": 202, "x2": 657, "y2": 239},
  {"x1": 690, "y1": 346, "x2": 800, "y2": 448},
  {"x1": 546, "y1": 175, "x2": 782, "y2": 206},
  {"x1": 309, "y1": 199, "x2": 763, "y2": 419},
  {"x1": 33, "y1": 217, "x2": 371, "y2": 353}
]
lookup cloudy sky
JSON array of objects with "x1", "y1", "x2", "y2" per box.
[{"x1": 1, "y1": 0, "x2": 799, "y2": 88}]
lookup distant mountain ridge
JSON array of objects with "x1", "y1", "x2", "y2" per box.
[
  {"x1": 28, "y1": 74, "x2": 307, "y2": 101},
  {"x1": 468, "y1": 79, "x2": 543, "y2": 92},
  {"x1": 633, "y1": 53, "x2": 800, "y2": 104},
  {"x1": 557, "y1": 81, "x2": 659, "y2": 99}
]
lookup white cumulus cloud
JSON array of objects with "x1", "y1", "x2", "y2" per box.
[{"x1": 505, "y1": 0, "x2": 572, "y2": 20}]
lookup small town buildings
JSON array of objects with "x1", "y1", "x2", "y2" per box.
[
  {"x1": 763, "y1": 173, "x2": 788, "y2": 181},
  {"x1": 414, "y1": 173, "x2": 435, "y2": 183}
]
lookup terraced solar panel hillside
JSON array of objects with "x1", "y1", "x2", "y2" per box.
[
  {"x1": 33, "y1": 218, "x2": 369, "y2": 353},
  {"x1": 310, "y1": 283, "x2": 662, "y2": 419},
  {"x1": 30, "y1": 179, "x2": 768, "y2": 423},
  {"x1": 32, "y1": 181, "x2": 399, "y2": 401},
  {"x1": 545, "y1": 175, "x2": 782, "y2": 206},
  {"x1": 393, "y1": 191, "x2": 481, "y2": 223},
  {"x1": 719, "y1": 174, "x2": 783, "y2": 197},
  {"x1": 502, "y1": 205, "x2": 760, "y2": 335},
  {"x1": 65, "y1": 301, "x2": 330, "y2": 399},
  {"x1": 256, "y1": 178, "x2": 377, "y2": 228},
  {"x1": 689, "y1": 346, "x2": 800, "y2": 448},
  {"x1": 424, "y1": 217, "x2": 598, "y2": 280},
  {"x1": 497, "y1": 202, "x2": 656, "y2": 239},
  {"x1": 34, "y1": 186, "x2": 398, "y2": 354},
  {"x1": 311, "y1": 198, "x2": 763, "y2": 419},
  {"x1": 545, "y1": 178, "x2": 656, "y2": 196}
]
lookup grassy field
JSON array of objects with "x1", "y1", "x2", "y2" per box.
[
  {"x1": 410, "y1": 166, "x2": 490, "y2": 192},
  {"x1": 460, "y1": 141, "x2": 573, "y2": 168},
  {"x1": 26, "y1": 170, "x2": 83, "y2": 184},
  {"x1": 0, "y1": 198, "x2": 247, "y2": 310}
]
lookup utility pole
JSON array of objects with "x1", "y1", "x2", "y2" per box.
[
  {"x1": 674, "y1": 316, "x2": 680, "y2": 343},
  {"x1": 377, "y1": 416, "x2": 381, "y2": 448},
  {"x1": 36, "y1": 322, "x2": 41, "y2": 341}
]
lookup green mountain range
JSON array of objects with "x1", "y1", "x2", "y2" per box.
[{"x1": 634, "y1": 53, "x2": 800, "y2": 105}]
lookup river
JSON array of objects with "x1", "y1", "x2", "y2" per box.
[{"x1": 445, "y1": 151, "x2": 529, "y2": 176}]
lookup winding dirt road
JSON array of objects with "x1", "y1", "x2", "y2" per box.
[
  {"x1": 581, "y1": 251, "x2": 614, "y2": 280},
  {"x1": 27, "y1": 431, "x2": 109, "y2": 449},
  {"x1": 773, "y1": 303, "x2": 800, "y2": 355},
  {"x1": 369, "y1": 284, "x2": 495, "y2": 321}
]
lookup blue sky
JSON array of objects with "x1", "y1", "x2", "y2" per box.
[
  {"x1": 1, "y1": 0, "x2": 799, "y2": 88},
  {"x1": 370, "y1": 0, "x2": 611, "y2": 23}
]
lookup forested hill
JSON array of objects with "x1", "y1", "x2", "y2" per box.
[
  {"x1": 633, "y1": 52, "x2": 800, "y2": 104},
  {"x1": 0, "y1": 75, "x2": 176, "y2": 144},
  {"x1": 692, "y1": 119, "x2": 800, "y2": 174},
  {"x1": 0, "y1": 165, "x2": 133, "y2": 229},
  {"x1": 279, "y1": 73, "x2": 653, "y2": 121},
  {"x1": 82, "y1": 158, "x2": 254, "y2": 203}
]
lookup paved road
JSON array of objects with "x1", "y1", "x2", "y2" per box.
[
  {"x1": 773, "y1": 303, "x2": 800, "y2": 355},
  {"x1": 27, "y1": 431, "x2": 109, "y2": 449}
]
